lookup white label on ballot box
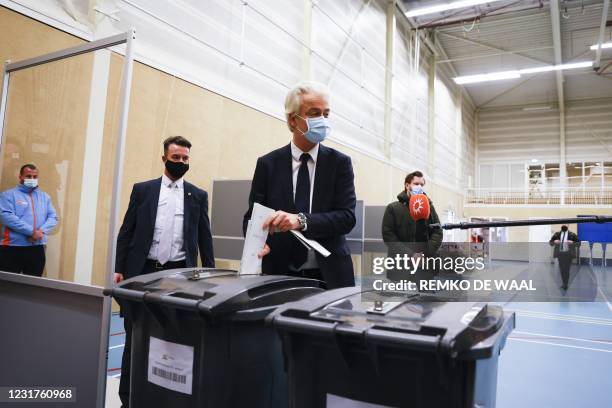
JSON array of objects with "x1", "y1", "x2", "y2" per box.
[
  {"x1": 327, "y1": 394, "x2": 396, "y2": 408},
  {"x1": 148, "y1": 336, "x2": 194, "y2": 395}
]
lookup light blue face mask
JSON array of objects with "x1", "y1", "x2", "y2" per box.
[
  {"x1": 296, "y1": 115, "x2": 331, "y2": 144},
  {"x1": 411, "y1": 185, "x2": 424, "y2": 195},
  {"x1": 23, "y1": 179, "x2": 39, "y2": 189}
]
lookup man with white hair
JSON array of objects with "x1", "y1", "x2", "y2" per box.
[{"x1": 243, "y1": 81, "x2": 356, "y2": 288}]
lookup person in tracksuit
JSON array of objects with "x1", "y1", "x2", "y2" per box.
[{"x1": 0, "y1": 163, "x2": 58, "y2": 276}]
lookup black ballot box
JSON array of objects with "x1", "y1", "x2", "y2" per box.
[
  {"x1": 268, "y1": 287, "x2": 514, "y2": 408},
  {"x1": 105, "y1": 268, "x2": 325, "y2": 408}
]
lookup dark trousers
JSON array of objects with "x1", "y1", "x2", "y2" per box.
[
  {"x1": 0, "y1": 245, "x2": 46, "y2": 276},
  {"x1": 119, "y1": 259, "x2": 186, "y2": 408},
  {"x1": 558, "y1": 253, "x2": 573, "y2": 289}
]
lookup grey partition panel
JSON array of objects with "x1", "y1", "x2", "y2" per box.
[
  {"x1": 347, "y1": 200, "x2": 364, "y2": 255},
  {"x1": 0, "y1": 272, "x2": 106, "y2": 408},
  {"x1": 364, "y1": 206, "x2": 386, "y2": 253},
  {"x1": 347, "y1": 240, "x2": 364, "y2": 254},
  {"x1": 364, "y1": 206, "x2": 386, "y2": 240},
  {"x1": 211, "y1": 179, "x2": 252, "y2": 237},
  {"x1": 364, "y1": 240, "x2": 388, "y2": 253},
  {"x1": 213, "y1": 237, "x2": 245, "y2": 260}
]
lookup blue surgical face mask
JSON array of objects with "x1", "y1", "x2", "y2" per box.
[
  {"x1": 23, "y1": 179, "x2": 39, "y2": 189},
  {"x1": 411, "y1": 185, "x2": 424, "y2": 195},
  {"x1": 296, "y1": 115, "x2": 331, "y2": 144}
]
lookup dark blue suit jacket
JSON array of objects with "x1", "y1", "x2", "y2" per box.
[
  {"x1": 243, "y1": 144, "x2": 356, "y2": 288},
  {"x1": 116, "y1": 177, "x2": 215, "y2": 279}
]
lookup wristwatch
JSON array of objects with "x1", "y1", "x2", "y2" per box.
[{"x1": 297, "y1": 212, "x2": 308, "y2": 231}]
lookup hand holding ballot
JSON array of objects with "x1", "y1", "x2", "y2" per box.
[
  {"x1": 255, "y1": 208, "x2": 330, "y2": 258},
  {"x1": 254, "y1": 210, "x2": 302, "y2": 259},
  {"x1": 257, "y1": 210, "x2": 301, "y2": 259},
  {"x1": 263, "y1": 211, "x2": 301, "y2": 234},
  {"x1": 258, "y1": 244, "x2": 270, "y2": 258},
  {"x1": 241, "y1": 203, "x2": 333, "y2": 276}
]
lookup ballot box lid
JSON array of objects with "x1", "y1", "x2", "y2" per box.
[
  {"x1": 269, "y1": 286, "x2": 515, "y2": 359},
  {"x1": 105, "y1": 268, "x2": 325, "y2": 318}
]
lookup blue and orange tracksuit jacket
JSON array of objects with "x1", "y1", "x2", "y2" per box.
[{"x1": 0, "y1": 184, "x2": 58, "y2": 246}]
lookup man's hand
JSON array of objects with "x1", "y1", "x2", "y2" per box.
[
  {"x1": 113, "y1": 273, "x2": 124, "y2": 284},
  {"x1": 30, "y1": 229, "x2": 44, "y2": 241},
  {"x1": 263, "y1": 211, "x2": 301, "y2": 233},
  {"x1": 553, "y1": 239, "x2": 560, "y2": 244},
  {"x1": 258, "y1": 244, "x2": 270, "y2": 258},
  {"x1": 567, "y1": 240, "x2": 574, "y2": 244}
]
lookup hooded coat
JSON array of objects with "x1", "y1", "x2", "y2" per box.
[{"x1": 381, "y1": 190, "x2": 443, "y2": 257}]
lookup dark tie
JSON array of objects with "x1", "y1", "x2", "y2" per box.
[
  {"x1": 294, "y1": 153, "x2": 311, "y2": 213},
  {"x1": 292, "y1": 153, "x2": 311, "y2": 268}
]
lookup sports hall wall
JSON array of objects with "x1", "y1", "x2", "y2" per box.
[{"x1": 0, "y1": 7, "x2": 467, "y2": 286}]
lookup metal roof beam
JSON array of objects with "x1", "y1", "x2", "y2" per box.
[
  {"x1": 550, "y1": 0, "x2": 566, "y2": 198},
  {"x1": 436, "y1": 46, "x2": 554, "y2": 64},
  {"x1": 437, "y1": 31, "x2": 552, "y2": 66},
  {"x1": 594, "y1": 0, "x2": 611, "y2": 69},
  {"x1": 549, "y1": 0, "x2": 565, "y2": 112},
  {"x1": 477, "y1": 48, "x2": 593, "y2": 108},
  {"x1": 478, "y1": 75, "x2": 539, "y2": 108}
]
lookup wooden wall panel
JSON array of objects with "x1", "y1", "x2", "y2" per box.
[{"x1": 0, "y1": 7, "x2": 84, "y2": 90}]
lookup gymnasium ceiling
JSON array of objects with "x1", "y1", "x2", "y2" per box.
[{"x1": 401, "y1": 0, "x2": 612, "y2": 108}]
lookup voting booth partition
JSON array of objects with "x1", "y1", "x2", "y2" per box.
[
  {"x1": 105, "y1": 268, "x2": 325, "y2": 408},
  {"x1": 0, "y1": 31, "x2": 135, "y2": 408},
  {"x1": 0, "y1": 271, "x2": 108, "y2": 408}
]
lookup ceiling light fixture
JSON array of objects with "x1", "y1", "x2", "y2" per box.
[
  {"x1": 453, "y1": 61, "x2": 593, "y2": 85},
  {"x1": 453, "y1": 70, "x2": 520, "y2": 85},
  {"x1": 405, "y1": 0, "x2": 506, "y2": 18},
  {"x1": 590, "y1": 42, "x2": 612, "y2": 50}
]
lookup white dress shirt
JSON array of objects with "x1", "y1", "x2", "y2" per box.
[
  {"x1": 148, "y1": 174, "x2": 186, "y2": 262},
  {"x1": 560, "y1": 230, "x2": 568, "y2": 252},
  {"x1": 290, "y1": 141, "x2": 319, "y2": 270}
]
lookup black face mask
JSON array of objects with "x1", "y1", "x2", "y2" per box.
[
  {"x1": 165, "y1": 159, "x2": 189, "y2": 179},
  {"x1": 561, "y1": 226, "x2": 568, "y2": 232}
]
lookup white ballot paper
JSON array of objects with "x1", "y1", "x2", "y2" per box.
[
  {"x1": 240, "y1": 203, "x2": 275, "y2": 275},
  {"x1": 290, "y1": 230, "x2": 331, "y2": 257}
]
